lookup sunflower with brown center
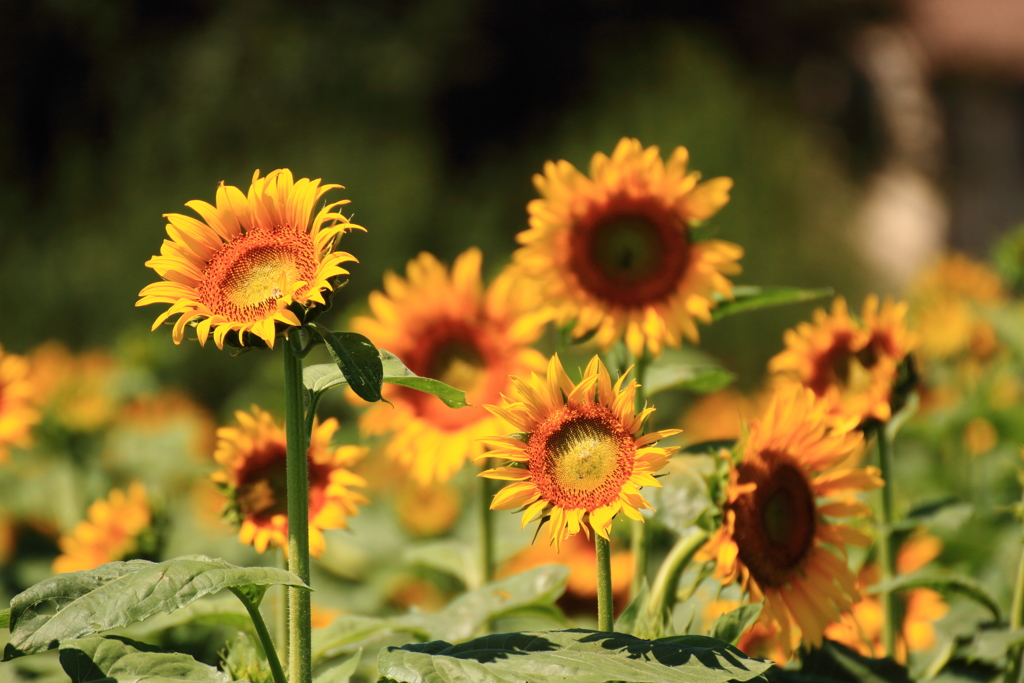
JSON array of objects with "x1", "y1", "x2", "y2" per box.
[
  {"x1": 512, "y1": 137, "x2": 742, "y2": 358},
  {"x1": 138, "y1": 169, "x2": 361, "y2": 349},
  {"x1": 212, "y1": 406, "x2": 368, "y2": 556},
  {"x1": 0, "y1": 344, "x2": 39, "y2": 462},
  {"x1": 696, "y1": 384, "x2": 882, "y2": 654},
  {"x1": 351, "y1": 248, "x2": 547, "y2": 485},
  {"x1": 769, "y1": 296, "x2": 915, "y2": 427},
  {"x1": 480, "y1": 354, "x2": 677, "y2": 549},
  {"x1": 53, "y1": 482, "x2": 152, "y2": 574}
]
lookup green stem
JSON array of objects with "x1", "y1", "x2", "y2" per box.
[
  {"x1": 230, "y1": 587, "x2": 287, "y2": 683},
  {"x1": 283, "y1": 334, "x2": 312, "y2": 683},
  {"x1": 277, "y1": 548, "x2": 289, "y2": 671},
  {"x1": 877, "y1": 424, "x2": 898, "y2": 659},
  {"x1": 1006, "y1": 500, "x2": 1024, "y2": 683},
  {"x1": 596, "y1": 534, "x2": 614, "y2": 632},
  {"x1": 479, "y1": 467, "x2": 494, "y2": 587},
  {"x1": 630, "y1": 351, "x2": 652, "y2": 599},
  {"x1": 647, "y1": 529, "x2": 710, "y2": 623}
]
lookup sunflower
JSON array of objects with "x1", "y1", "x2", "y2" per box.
[
  {"x1": 824, "y1": 533, "x2": 949, "y2": 663},
  {"x1": 695, "y1": 384, "x2": 882, "y2": 654},
  {"x1": 53, "y1": 482, "x2": 152, "y2": 574},
  {"x1": 138, "y1": 169, "x2": 361, "y2": 349},
  {"x1": 212, "y1": 406, "x2": 368, "y2": 557},
  {"x1": 512, "y1": 137, "x2": 742, "y2": 358},
  {"x1": 29, "y1": 341, "x2": 119, "y2": 433},
  {"x1": 480, "y1": 354, "x2": 677, "y2": 550},
  {"x1": 0, "y1": 344, "x2": 39, "y2": 462},
  {"x1": 769, "y1": 296, "x2": 915, "y2": 426},
  {"x1": 351, "y1": 248, "x2": 547, "y2": 485},
  {"x1": 911, "y1": 253, "x2": 1005, "y2": 361}
]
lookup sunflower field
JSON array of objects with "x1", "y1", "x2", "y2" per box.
[{"x1": 4, "y1": 3, "x2": 1024, "y2": 683}]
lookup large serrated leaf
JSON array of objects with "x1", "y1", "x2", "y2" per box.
[
  {"x1": 303, "y1": 350, "x2": 468, "y2": 409},
  {"x1": 377, "y1": 629, "x2": 772, "y2": 683},
  {"x1": 871, "y1": 570, "x2": 1001, "y2": 621},
  {"x1": 313, "y1": 566, "x2": 569, "y2": 662},
  {"x1": 712, "y1": 285, "x2": 834, "y2": 321},
  {"x1": 309, "y1": 325, "x2": 383, "y2": 403},
  {"x1": 4, "y1": 555, "x2": 307, "y2": 660},
  {"x1": 59, "y1": 636, "x2": 229, "y2": 683}
]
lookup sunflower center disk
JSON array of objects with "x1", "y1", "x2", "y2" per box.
[
  {"x1": 570, "y1": 205, "x2": 690, "y2": 307},
  {"x1": 199, "y1": 227, "x2": 319, "y2": 322},
  {"x1": 529, "y1": 407, "x2": 635, "y2": 512},
  {"x1": 732, "y1": 458, "x2": 816, "y2": 588},
  {"x1": 429, "y1": 339, "x2": 487, "y2": 395},
  {"x1": 236, "y1": 450, "x2": 289, "y2": 521}
]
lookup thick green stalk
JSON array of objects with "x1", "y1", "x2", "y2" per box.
[
  {"x1": 596, "y1": 534, "x2": 614, "y2": 631},
  {"x1": 230, "y1": 587, "x2": 287, "y2": 683},
  {"x1": 876, "y1": 425, "x2": 898, "y2": 659},
  {"x1": 276, "y1": 549, "x2": 289, "y2": 671},
  {"x1": 479, "y1": 467, "x2": 494, "y2": 587},
  {"x1": 283, "y1": 336, "x2": 312, "y2": 683},
  {"x1": 630, "y1": 351, "x2": 652, "y2": 599},
  {"x1": 1006, "y1": 502, "x2": 1024, "y2": 683},
  {"x1": 647, "y1": 529, "x2": 710, "y2": 623}
]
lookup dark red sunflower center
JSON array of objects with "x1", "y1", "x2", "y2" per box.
[
  {"x1": 569, "y1": 198, "x2": 690, "y2": 307},
  {"x1": 731, "y1": 454, "x2": 816, "y2": 588},
  {"x1": 199, "y1": 226, "x2": 319, "y2": 323},
  {"x1": 809, "y1": 332, "x2": 878, "y2": 397},
  {"x1": 397, "y1": 320, "x2": 504, "y2": 430},
  {"x1": 234, "y1": 443, "x2": 331, "y2": 522},
  {"x1": 527, "y1": 402, "x2": 635, "y2": 511}
]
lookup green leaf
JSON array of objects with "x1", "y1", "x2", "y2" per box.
[
  {"x1": 59, "y1": 636, "x2": 229, "y2": 683},
  {"x1": 303, "y1": 351, "x2": 468, "y2": 409},
  {"x1": 871, "y1": 570, "x2": 1001, "y2": 621},
  {"x1": 313, "y1": 566, "x2": 569, "y2": 661},
  {"x1": 712, "y1": 285, "x2": 834, "y2": 321},
  {"x1": 128, "y1": 595, "x2": 254, "y2": 641},
  {"x1": 377, "y1": 629, "x2": 772, "y2": 683},
  {"x1": 313, "y1": 649, "x2": 361, "y2": 683},
  {"x1": 645, "y1": 363, "x2": 736, "y2": 396},
  {"x1": 679, "y1": 439, "x2": 737, "y2": 455},
  {"x1": 708, "y1": 603, "x2": 762, "y2": 646},
  {"x1": 0, "y1": 608, "x2": 9, "y2": 630},
  {"x1": 4, "y1": 555, "x2": 307, "y2": 660},
  {"x1": 379, "y1": 350, "x2": 469, "y2": 408},
  {"x1": 309, "y1": 325, "x2": 383, "y2": 403},
  {"x1": 613, "y1": 577, "x2": 649, "y2": 635},
  {"x1": 962, "y1": 628, "x2": 1024, "y2": 663},
  {"x1": 894, "y1": 500, "x2": 973, "y2": 533}
]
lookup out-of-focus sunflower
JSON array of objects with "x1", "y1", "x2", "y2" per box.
[
  {"x1": 352, "y1": 248, "x2": 547, "y2": 485},
  {"x1": 395, "y1": 479, "x2": 462, "y2": 538},
  {"x1": 212, "y1": 406, "x2": 367, "y2": 557},
  {"x1": 825, "y1": 533, "x2": 949, "y2": 663},
  {"x1": 480, "y1": 355, "x2": 677, "y2": 549},
  {"x1": 769, "y1": 296, "x2": 915, "y2": 426},
  {"x1": 53, "y1": 482, "x2": 151, "y2": 573},
  {"x1": 29, "y1": 341, "x2": 117, "y2": 433},
  {"x1": 911, "y1": 253, "x2": 1005, "y2": 361},
  {"x1": 138, "y1": 169, "x2": 361, "y2": 349},
  {"x1": 513, "y1": 137, "x2": 742, "y2": 358},
  {"x1": 696, "y1": 384, "x2": 882, "y2": 655},
  {"x1": 499, "y1": 531, "x2": 633, "y2": 603},
  {"x1": 0, "y1": 344, "x2": 39, "y2": 461}
]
